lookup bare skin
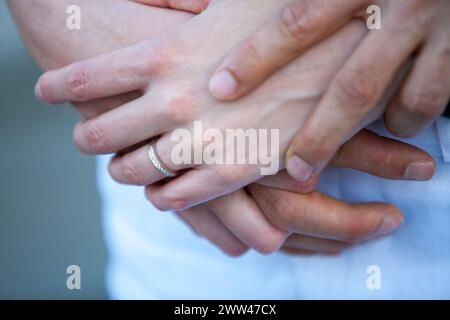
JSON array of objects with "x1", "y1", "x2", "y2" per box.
[
  {"x1": 205, "y1": 0, "x2": 450, "y2": 183},
  {"x1": 12, "y1": 0, "x2": 434, "y2": 256}
]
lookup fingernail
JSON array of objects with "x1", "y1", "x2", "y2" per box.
[
  {"x1": 404, "y1": 160, "x2": 435, "y2": 181},
  {"x1": 286, "y1": 155, "x2": 315, "y2": 182},
  {"x1": 378, "y1": 214, "x2": 404, "y2": 235},
  {"x1": 34, "y1": 82, "x2": 43, "y2": 102},
  {"x1": 209, "y1": 70, "x2": 237, "y2": 99}
]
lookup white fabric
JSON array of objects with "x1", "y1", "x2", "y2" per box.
[
  {"x1": 437, "y1": 118, "x2": 450, "y2": 163},
  {"x1": 98, "y1": 118, "x2": 450, "y2": 299}
]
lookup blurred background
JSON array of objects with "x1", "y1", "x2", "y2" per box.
[{"x1": 0, "y1": 2, "x2": 107, "y2": 299}]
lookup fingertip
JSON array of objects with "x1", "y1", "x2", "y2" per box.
[
  {"x1": 378, "y1": 211, "x2": 404, "y2": 235},
  {"x1": 384, "y1": 112, "x2": 423, "y2": 138},
  {"x1": 223, "y1": 243, "x2": 249, "y2": 257},
  {"x1": 404, "y1": 160, "x2": 435, "y2": 181},
  {"x1": 208, "y1": 70, "x2": 238, "y2": 101},
  {"x1": 145, "y1": 185, "x2": 172, "y2": 212},
  {"x1": 35, "y1": 73, "x2": 54, "y2": 104},
  {"x1": 353, "y1": 202, "x2": 404, "y2": 239},
  {"x1": 194, "y1": 0, "x2": 211, "y2": 13},
  {"x1": 34, "y1": 81, "x2": 43, "y2": 102},
  {"x1": 35, "y1": 71, "x2": 62, "y2": 105},
  {"x1": 286, "y1": 155, "x2": 316, "y2": 182}
]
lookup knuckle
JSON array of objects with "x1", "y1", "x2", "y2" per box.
[
  {"x1": 121, "y1": 155, "x2": 146, "y2": 186},
  {"x1": 158, "y1": 189, "x2": 189, "y2": 211},
  {"x1": 223, "y1": 243, "x2": 249, "y2": 257},
  {"x1": 66, "y1": 63, "x2": 90, "y2": 100},
  {"x1": 266, "y1": 193, "x2": 297, "y2": 230},
  {"x1": 164, "y1": 94, "x2": 197, "y2": 124},
  {"x1": 254, "y1": 229, "x2": 286, "y2": 255},
  {"x1": 279, "y1": 0, "x2": 316, "y2": 42},
  {"x1": 273, "y1": 193, "x2": 314, "y2": 231},
  {"x1": 297, "y1": 131, "x2": 332, "y2": 161},
  {"x1": 139, "y1": 41, "x2": 176, "y2": 77},
  {"x1": 75, "y1": 120, "x2": 109, "y2": 153},
  {"x1": 145, "y1": 188, "x2": 171, "y2": 212},
  {"x1": 400, "y1": 88, "x2": 446, "y2": 119},
  {"x1": 238, "y1": 39, "x2": 263, "y2": 66},
  {"x1": 335, "y1": 66, "x2": 380, "y2": 110}
]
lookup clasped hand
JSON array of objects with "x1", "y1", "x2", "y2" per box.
[{"x1": 33, "y1": 0, "x2": 442, "y2": 255}]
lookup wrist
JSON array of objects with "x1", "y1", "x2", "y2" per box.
[{"x1": 9, "y1": 0, "x2": 191, "y2": 70}]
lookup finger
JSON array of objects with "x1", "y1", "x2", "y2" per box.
[
  {"x1": 72, "y1": 91, "x2": 189, "y2": 154},
  {"x1": 108, "y1": 136, "x2": 195, "y2": 186},
  {"x1": 133, "y1": 0, "x2": 210, "y2": 13},
  {"x1": 205, "y1": 189, "x2": 289, "y2": 254},
  {"x1": 208, "y1": 0, "x2": 368, "y2": 101},
  {"x1": 283, "y1": 234, "x2": 351, "y2": 254},
  {"x1": 385, "y1": 35, "x2": 450, "y2": 138},
  {"x1": 286, "y1": 9, "x2": 426, "y2": 181},
  {"x1": 35, "y1": 42, "x2": 153, "y2": 104},
  {"x1": 73, "y1": 91, "x2": 143, "y2": 120},
  {"x1": 257, "y1": 170, "x2": 319, "y2": 193},
  {"x1": 178, "y1": 205, "x2": 248, "y2": 257},
  {"x1": 280, "y1": 247, "x2": 316, "y2": 256},
  {"x1": 260, "y1": 129, "x2": 436, "y2": 193},
  {"x1": 281, "y1": 247, "x2": 341, "y2": 256},
  {"x1": 149, "y1": 185, "x2": 288, "y2": 254},
  {"x1": 145, "y1": 165, "x2": 257, "y2": 211},
  {"x1": 257, "y1": 129, "x2": 435, "y2": 195},
  {"x1": 248, "y1": 184, "x2": 404, "y2": 243},
  {"x1": 330, "y1": 129, "x2": 435, "y2": 180}
]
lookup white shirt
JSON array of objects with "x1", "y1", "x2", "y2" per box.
[{"x1": 98, "y1": 118, "x2": 450, "y2": 299}]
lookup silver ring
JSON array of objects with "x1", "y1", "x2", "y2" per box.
[{"x1": 147, "y1": 139, "x2": 177, "y2": 178}]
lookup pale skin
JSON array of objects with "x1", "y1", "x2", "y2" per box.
[
  {"x1": 205, "y1": 0, "x2": 450, "y2": 183},
  {"x1": 12, "y1": 0, "x2": 435, "y2": 256}
]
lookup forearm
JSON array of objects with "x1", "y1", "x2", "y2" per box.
[{"x1": 8, "y1": 0, "x2": 191, "y2": 69}]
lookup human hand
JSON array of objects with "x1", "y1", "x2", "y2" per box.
[
  {"x1": 34, "y1": 1, "x2": 435, "y2": 212},
  {"x1": 178, "y1": 129, "x2": 433, "y2": 256},
  {"x1": 207, "y1": 0, "x2": 450, "y2": 182},
  {"x1": 26, "y1": 0, "x2": 436, "y2": 256},
  {"x1": 41, "y1": 65, "x2": 434, "y2": 256},
  {"x1": 9, "y1": 0, "x2": 195, "y2": 119}
]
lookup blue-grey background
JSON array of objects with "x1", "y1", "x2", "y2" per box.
[{"x1": 0, "y1": 2, "x2": 107, "y2": 299}]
